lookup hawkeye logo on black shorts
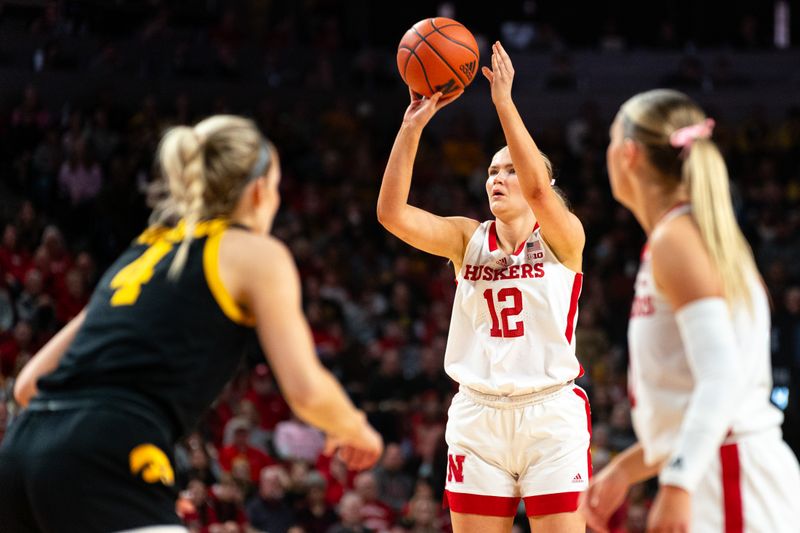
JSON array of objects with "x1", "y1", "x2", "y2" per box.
[{"x1": 129, "y1": 443, "x2": 175, "y2": 486}]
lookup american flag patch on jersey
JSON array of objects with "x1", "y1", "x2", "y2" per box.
[{"x1": 526, "y1": 240, "x2": 542, "y2": 262}]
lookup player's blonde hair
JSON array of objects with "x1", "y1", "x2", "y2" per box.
[
  {"x1": 494, "y1": 146, "x2": 569, "y2": 207},
  {"x1": 151, "y1": 115, "x2": 274, "y2": 278},
  {"x1": 621, "y1": 89, "x2": 757, "y2": 309}
]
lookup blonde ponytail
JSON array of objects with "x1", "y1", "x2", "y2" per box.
[
  {"x1": 155, "y1": 126, "x2": 207, "y2": 279},
  {"x1": 621, "y1": 89, "x2": 758, "y2": 311},
  {"x1": 684, "y1": 140, "x2": 757, "y2": 309}
]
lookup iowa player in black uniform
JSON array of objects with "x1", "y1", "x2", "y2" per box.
[{"x1": 0, "y1": 115, "x2": 383, "y2": 533}]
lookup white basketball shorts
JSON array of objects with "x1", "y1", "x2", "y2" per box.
[{"x1": 444, "y1": 383, "x2": 591, "y2": 517}]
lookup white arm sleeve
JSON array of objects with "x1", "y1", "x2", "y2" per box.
[{"x1": 658, "y1": 297, "x2": 743, "y2": 492}]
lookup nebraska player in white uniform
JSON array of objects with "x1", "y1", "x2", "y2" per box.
[
  {"x1": 581, "y1": 89, "x2": 800, "y2": 532},
  {"x1": 378, "y1": 42, "x2": 590, "y2": 533}
]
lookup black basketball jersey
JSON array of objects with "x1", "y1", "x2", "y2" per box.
[{"x1": 37, "y1": 218, "x2": 259, "y2": 441}]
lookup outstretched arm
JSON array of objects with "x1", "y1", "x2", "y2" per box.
[
  {"x1": 228, "y1": 233, "x2": 383, "y2": 470},
  {"x1": 483, "y1": 41, "x2": 585, "y2": 269},
  {"x1": 377, "y1": 90, "x2": 477, "y2": 269}
]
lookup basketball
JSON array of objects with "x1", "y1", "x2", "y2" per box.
[{"x1": 397, "y1": 17, "x2": 480, "y2": 98}]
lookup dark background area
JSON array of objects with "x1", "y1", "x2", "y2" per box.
[{"x1": 0, "y1": 2, "x2": 798, "y2": 532}]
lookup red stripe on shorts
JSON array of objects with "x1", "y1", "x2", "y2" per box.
[
  {"x1": 573, "y1": 387, "x2": 593, "y2": 478},
  {"x1": 720, "y1": 443, "x2": 744, "y2": 533},
  {"x1": 523, "y1": 491, "x2": 580, "y2": 516},
  {"x1": 444, "y1": 490, "x2": 519, "y2": 517}
]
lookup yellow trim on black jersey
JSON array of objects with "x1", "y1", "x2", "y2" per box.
[{"x1": 203, "y1": 227, "x2": 257, "y2": 327}]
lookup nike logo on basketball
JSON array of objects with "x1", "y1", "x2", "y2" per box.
[
  {"x1": 459, "y1": 61, "x2": 476, "y2": 80},
  {"x1": 572, "y1": 473, "x2": 583, "y2": 483}
]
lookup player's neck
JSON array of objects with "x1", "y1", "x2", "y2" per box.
[
  {"x1": 638, "y1": 184, "x2": 689, "y2": 236},
  {"x1": 494, "y1": 214, "x2": 536, "y2": 254}
]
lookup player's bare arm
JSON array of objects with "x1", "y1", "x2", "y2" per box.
[
  {"x1": 483, "y1": 41, "x2": 584, "y2": 271},
  {"x1": 222, "y1": 230, "x2": 382, "y2": 470},
  {"x1": 14, "y1": 309, "x2": 86, "y2": 407},
  {"x1": 377, "y1": 89, "x2": 478, "y2": 272}
]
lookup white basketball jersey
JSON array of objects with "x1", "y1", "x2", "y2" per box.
[
  {"x1": 444, "y1": 220, "x2": 583, "y2": 395},
  {"x1": 628, "y1": 205, "x2": 784, "y2": 466}
]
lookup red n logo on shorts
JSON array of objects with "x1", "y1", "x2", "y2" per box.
[{"x1": 447, "y1": 454, "x2": 465, "y2": 483}]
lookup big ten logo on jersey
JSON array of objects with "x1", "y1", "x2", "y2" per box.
[
  {"x1": 129, "y1": 443, "x2": 175, "y2": 486},
  {"x1": 463, "y1": 262, "x2": 544, "y2": 282},
  {"x1": 447, "y1": 454, "x2": 466, "y2": 483}
]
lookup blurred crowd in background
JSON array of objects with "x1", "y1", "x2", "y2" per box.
[{"x1": 1, "y1": 2, "x2": 799, "y2": 532}]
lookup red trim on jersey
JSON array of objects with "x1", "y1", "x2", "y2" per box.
[
  {"x1": 628, "y1": 385, "x2": 637, "y2": 408},
  {"x1": 640, "y1": 242, "x2": 649, "y2": 261},
  {"x1": 444, "y1": 491, "x2": 519, "y2": 517},
  {"x1": 720, "y1": 443, "x2": 744, "y2": 533},
  {"x1": 564, "y1": 273, "x2": 583, "y2": 343},
  {"x1": 489, "y1": 221, "x2": 539, "y2": 255},
  {"x1": 523, "y1": 491, "x2": 580, "y2": 516},
  {"x1": 488, "y1": 222, "x2": 499, "y2": 252},
  {"x1": 573, "y1": 387, "x2": 593, "y2": 478}
]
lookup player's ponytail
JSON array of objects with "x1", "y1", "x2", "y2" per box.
[
  {"x1": 153, "y1": 115, "x2": 273, "y2": 279},
  {"x1": 156, "y1": 126, "x2": 207, "y2": 278},
  {"x1": 682, "y1": 137, "x2": 756, "y2": 308},
  {"x1": 621, "y1": 89, "x2": 757, "y2": 311}
]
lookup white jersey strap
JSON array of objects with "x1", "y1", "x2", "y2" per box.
[{"x1": 653, "y1": 202, "x2": 691, "y2": 234}]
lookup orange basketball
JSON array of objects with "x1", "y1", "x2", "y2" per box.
[{"x1": 397, "y1": 17, "x2": 480, "y2": 98}]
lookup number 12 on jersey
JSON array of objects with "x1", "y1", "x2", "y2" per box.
[{"x1": 483, "y1": 288, "x2": 524, "y2": 338}]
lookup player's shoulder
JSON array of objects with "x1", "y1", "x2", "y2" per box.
[
  {"x1": 449, "y1": 216, "x2": 481, "y2": 236},
  {"x1": 223, "y1": 229, "x2": 291, "y2": 260},
  {"x1": 649, "y1": 213, "x2": 722, "y2": 301},
  {"x1": 220, "y1": 229, "x2": 295, "y2": 277},
  {"x1": 649, "y1": 213, "x2": 706, "y2": 266}
]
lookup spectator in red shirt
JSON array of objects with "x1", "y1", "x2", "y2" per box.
[
  {"x1": 207, "y1": 474, "x2": 250, "y2": 533},
  {"x1": 0, "y1": 225, "x2": 31, "y2": 287},
  {"x1": 316, "y1": 453, "x2": 355, "y2": 506},
  {"x1": 243, "y1": 363, "x2": 290, "y2": 431},
  {"x1": 180, "y1": 478, "x2": 219, "y2": 533},
  {"x1": 219, "y1": 416, "x2": 276, "y2": 483},
  {"x1": 55, "y1": 268, "x2": 88, "y2": 324},
  {"x1": 41, "y1": 225, "x2": 72, "y2": 283},
  {"x1": 408, "y1": 394, "x2": 445, "y2": 470},
  {"x1": 354, "y1": 471, "x2": 394, "y2": 533}
]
